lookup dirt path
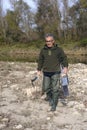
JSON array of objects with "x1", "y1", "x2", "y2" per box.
[{"x1": 0, "y1": 62, "x2": 87, "y2": 130}]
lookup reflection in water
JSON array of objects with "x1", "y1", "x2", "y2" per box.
[{"x1": 68, "y1": 54, "x2": 87, "y2": 64}]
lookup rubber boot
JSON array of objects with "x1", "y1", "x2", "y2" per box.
[
  {"x1": 50, "y1": 92, "x2": 58, "y2": 111},
  {"x1": 46, "y1": 92, "x2": 53, "y2": 106}
]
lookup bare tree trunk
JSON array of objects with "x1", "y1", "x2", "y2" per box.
[
  {"x1": 61, "y1": 0, "x2": 69, "y2": 42},
  {"x1": 9, "y1": 0, "x2": 18, "y2": 10},
  {"x1": 0, "y1": 0, "x2": 7, "y2": 41},
  {"x1": 56, "y1": 0, "x2": 62, "y2": 39},
  {"x1": 0, "y1": 0, "x2": 3, "y2": 32}
]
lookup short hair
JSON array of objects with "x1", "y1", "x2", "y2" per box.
[{"x1": 45, "y1": 33, "x2": 54, "y2": 39}]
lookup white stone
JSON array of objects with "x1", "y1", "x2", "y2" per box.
[
  {"x1": 46, "y1": 117, "x2": 51, "y2": 120},
  {"x1": 0, "y1": 124, "x2": 6, "y2": 129},
  {"x1": 15, "y1": 124, "x2": 23, "y2": 129},
  {"x1": 29, "y1": 71, "x2": 37, "y2": 74},
  {"x1": 24, "y1": 128, "x2": 33, "y2": 130},
  {"x1": 68, "y1": 101, "x2": 78, "y2": 107},
  {"x1": 2, "y1": 117, "x2": 9, "y2": 122},
  {"x1": 72, "y1": 111, "x2": 81, "y2": 116}
]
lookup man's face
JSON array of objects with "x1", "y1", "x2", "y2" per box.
[{"x1": 45, "y1": 36, "x2": 55, "y2": 48}]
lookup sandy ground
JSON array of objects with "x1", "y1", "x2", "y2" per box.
[{"x1": 0, "y1": 62, "x2": 87, "y2": 130}]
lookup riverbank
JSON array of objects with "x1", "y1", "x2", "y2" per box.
[
  {"x1": 0, "y1": 44, "x2": 87, "y2": 63},
  {"x1": 65, "y1": 48, "x2": 87, "y2": 64},
  {"x1": 0, "y1": 62, "x2": 87, "y2": 130}
]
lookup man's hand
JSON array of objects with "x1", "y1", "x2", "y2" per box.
[
  {"x1": 62, "y1": 67, "x2": 68, "y2": 74},
  {"x1": 37, "y1": 70, "x2": 41, "y2": 76}
]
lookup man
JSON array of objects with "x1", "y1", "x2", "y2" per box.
[{"x1": 37, "y1": 33, "x2": 68, "y2": 111}]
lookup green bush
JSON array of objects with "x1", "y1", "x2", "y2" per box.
[
  {"x1": 79, "y1": 39, "x2": 87, "y2": 47},
  {"x1": 0, "y1": 36, "x2": 5, "y2": 43}
]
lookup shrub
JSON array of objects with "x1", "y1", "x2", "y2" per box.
[{"x1": 79, "y1": 39, "x2": 87, "y2": 47}]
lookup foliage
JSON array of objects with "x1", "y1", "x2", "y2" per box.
[
  {"x1": 68, "y1": 0, "x2": 87, "y2": 40},
  {"x1": 0, "y1": 0, "x2": 87, "y2": 45},
  {"x1": 0, "y1": 43, "x2": 40, "y2": 62},
  {"x1": 0, "y1": 41, "x2": 87, "y2": 62},
  {"x1": 35, "y1": 0, "x2": 60, "y2": 38},
  {"x1": 79, "y1": 39, "x2": 87, "y2": 47}
]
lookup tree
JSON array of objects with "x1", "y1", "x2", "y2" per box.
[
  {"x1": 59, "y1": 0, "x2": 71, "y2": 42},
  {"x1": 77, "y1": 0, "x2": 87, "y2": 39},
  {"x1": 0, "y1": 0, "x2": 7, "y2": 42},
  {"x1": 68, "y1": 2, "x2": 79, "y2": 40},
  {"x1": 0, "y1": 0, "x2": 3, "y2": 38},
  {"x1": 35, "y1": 0, "x2": 61, "y2": 39},
  {"x1": 6, "y1": 10, "x2": 22, "y2": 42},
  {"x1": 6, "y1": 0, "x2": 36, "y2": 42},
  {"x1": 15, "y1": 0, "x2": 34, "y2": 41},
  {"x1": 69, "y1": 0, "x2": 87, "y2": 41}
]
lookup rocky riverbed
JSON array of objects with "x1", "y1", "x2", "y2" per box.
[{"x1": 0, "y1": 62, "x2": 87, "y2": 130}]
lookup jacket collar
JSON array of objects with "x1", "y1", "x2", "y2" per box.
[{"x1": 44, "y1": 44, "x2": 58, "y2": 49}]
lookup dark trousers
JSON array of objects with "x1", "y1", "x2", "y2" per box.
[{"x1": 42, "y1": 73, "x2": 60, "y2": 107}]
